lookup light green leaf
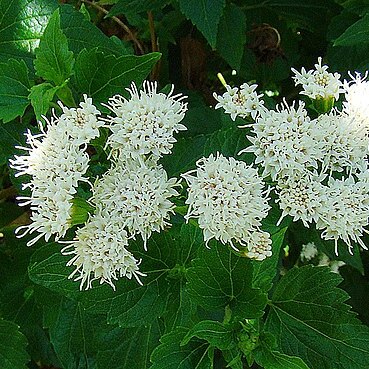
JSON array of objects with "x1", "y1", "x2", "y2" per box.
[
  {"x1": 0, "y1": 59, "x2": 30, "y2": 123},
  {"x1": 266, "y1": 265, "x2": 369, "y2": 369},
  {"x1": 73, "y1": 49, "x2": 161, "y2": 104},
  {"x1": 150, "y1": 327, "x2": 213, "y2": 369},
  {"x1": 186, "y1": 243, "x2": 267, "y2": 319},
  {"x1": 34, "y1": 9, "x2": 74, "y2": 86},
  {"x1": 255, "y1": 348, "x2": 310, "y2": 369},
  {"x1": 60, "y1": 5, "x2": 132, "y2": 56},
  {"x1": 28, "y1": 83, "x2": 60, "y2": 121},
  {"x1": 334, "y1": 13, "x2": 369, "y2": 46},
  {"x1": 181, "y1": 320, "x2": 234, "y2": 350},
  {"x1": 0, "y1": 319, "x2": 29, "y2": 369},
  {"x1": 0, "y1": 0, "x2": 58, "y2": 65},
  {"x1": 179, "y1": 0, "x2": 226, "y2": 48},
  {"x1": 216, "y1": 4, "x2": 246, "y2": 70}
]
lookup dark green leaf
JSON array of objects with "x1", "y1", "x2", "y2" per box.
[
  {"x1": 216, "y1": 4, "x2": 246, "y2": 70},
  {"x1": 334, "y1": 13, "x2": 369, "y2": 46},
  {"x1": 266, "y1": 265, "x2": 369, "y2": 369},
  {"x1": 73, "y1": 49, "x2": 161, "y2": 105},
  {"x1": 0, "y1": 0, "x2": 58, "y2": 66},
  {"x1": 60, "y1": 5, "x2": 132, "y2": 56},
  {"x1": 187, "y1": 243, "x2": 267, "y2": 319},
  {"x1": 29, "y1": 83, "x2": 60, "y2": 121},
  {"x1": 0, "y1": 59, "x2": 30, "y2": 123},
  {"x1": 96, "y1": 319, "x2": 162, "y2": 369},
  {"x1": 0, "y1": 121, "x2": 28, "y2": 165},
  {"x1": 181, "y1": 320, "x2": 234, "y2": 350},
  {"x1": 150, "y1": 327, "x2": 213, "y2": 369},
  {"x1": 0, "y1": 319, "x2": 29, "y2": 369},
  {"x1": 34, "y1": 9, "x2": 74, "y2": 86},
  {"x1": 179, "y1": 0, "x2": 226, "y2": 48},
  {"x1": 108, "y1": 0, "x2": 171, "y2": 17}
]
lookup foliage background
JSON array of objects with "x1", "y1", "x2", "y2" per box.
[{"x1": 2, "y1": 0, "x2": 369, "y2": 368}]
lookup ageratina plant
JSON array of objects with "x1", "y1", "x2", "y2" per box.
[{"x1": 9, "y1": 60, "x2": 369, "y2": 369}]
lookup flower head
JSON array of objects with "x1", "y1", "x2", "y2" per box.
[
  {"x1": 182, "y1": 153, "x2": 270, "y2": 250},
  {"x1": 105, "y1": 81, "x2": 187, "y2": 160},
  {"x1": 92, "y1": 157, "x2": 180, "y2": 250},
  {"x1": 244, "y1": 230, "x2": 272, "y2": 261},
  {"x1": 241, "y1": 100, "x2": 324, "y2": 180},
  {"x1": 62, "y1": 213, "x2": 145, "y2": 290},
  {"x1": 343, "y1": 72, "x2": 369, "y2": 131},
  {"x1": 57, "y1": 94, "x2": 105, "y2": 145},
  {"x1": 300, "y1": 242, "x2": 318, "y2": 262},
  {"x1": 213, "y1": 83, "x2": 264, "y2": 121},
  {"x1": 10, "y1": 116, "x2": 91, "y2": 246},
  {"x1": 316, "y1": 175, "x2": 369, "y2": 254},
  {"x1": 291, "y1": 57, "x2": 343, "y2": 100},
  {"x1": 276, "y1": 174, "x2": 326, "y2": 227}
]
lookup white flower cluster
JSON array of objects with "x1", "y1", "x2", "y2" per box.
[
  {"x1": 105, "y1": 81, "x2": 187, "y2": 160},
  {"x1": 10, "y1": 96, "x2": 104, "y2": 246},
  {"x1": 182, "y1": 153, "x2": 271, "y2": 260},
  {"x1": 291, "y1": 57, "x2": 343, "y2": 100},
  {"x1": 213, "y1": 82, "x2": 264, "y2": 121},
  {"x1": 12, "y1": 83, "x2": 187, "y2": 290},
  {"x1": 229, "y1": 60, "x2": 369, "y2": 254}
]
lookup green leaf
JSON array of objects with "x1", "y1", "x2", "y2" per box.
[
  {"x1": 60, "y1": 5, "x2": 132, "y2": 56},
  {"x1": 0, "y1": 121, "x2": 28, "y2": 165},
  {"x1": 29, "y1": 224, "x2": 203, "y2": 328},
  {"x1": 181, "y1": 320, "x2": 234, "y2": 350},
  {"x1": 0, "y1": 59, "x2": 30, "y2": 123},
  {"x1": 28, "y1": 83, "x2": 60, "y2": 121},
  {"x1": 96, "y1": 319, "x2": 162, "y2": 369},
  {"x1": 216, "y1": 4, "x2": 246, "y2": 70},
  {"x1": 162, "y1": 125, "x2": 253, "y2": 178},
  {"x1": 186, "y1": 243, "x2": 267, "y2": 319},
  {"x1": 266, "y1": 265, "x2": 369, "y2": 369},
  {"x1": 73, "y1": 49, "x2": 161, "y2": 104},
  {"x1": 334, "y1": 13, "x2": 369, "y2": 46},
  {"x1": 108, "y1": 0, "x2": 171, "y2": 17},
  {"x1": 150, "y1": 327, "x2": 213, "y2": 369},
  {"x1": 34, "y1": 9, "x2": 74, "y2": 86},
  {"x1": 178, "y1": 0, "x2": 226, "y2": 48},
  {"x1": 42, "y1": 296, "x2": 102, "y2": 369},
  {"x1": 0, "y1": 319, "x2": 29, "y2": 369},
  {"x1": 0, "y1": 0, "x2": 58, "y2": 66}
]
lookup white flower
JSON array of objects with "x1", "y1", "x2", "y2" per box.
[
  {"x1": 10, "y1": 117, "x2": 91, "y2": 246},
  {"x1": 315, "y1": 112, "x2": 368, "y2": 174},
  {"x1": 276, "y1": 174, "x2": 326, "y2": 227},
  {"x1": 244, "y1": 230, "x2": 272, "y2": 261},
  {"x1": 328, "y1": 260, "x2": 345, "y2": 274},
  {"x1": 291, "y1": 57, "x2": 343, "y2": 100},
  {"x1": 213, "y1": 83, "x2": 264, "y2": 121},
  {"x1": 57, "y1": 94, "x2": 105, "y2": 145},
  {"x1": 182, "y1": 153, "x2": 270, "y2": 250},
  {"x1": 316, "y1": 175, "x2": 369, "y2": 254},
  {"x1": 105, "y1": 81, "x2": 187, "y2": 160},
  {"x1": 62, "y1": 213, "x2": 146, "y2": 290},
  {"x1": 300, "y1": 242, "x2": 318, "y2": 262},
  {"x1": 343, "y1": 72, "x2": 369, "y2": 132},
  {"x1": 92, "y1": 157, "x2": 180, "y2": 250},
  {"x1": 241, "y1": 100, "x2": 324, "y2": 180}
]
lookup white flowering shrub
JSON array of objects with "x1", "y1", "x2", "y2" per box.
[{"x1": 2, "y1": 2, "x2": 369, "y2": 369}]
